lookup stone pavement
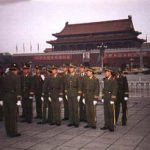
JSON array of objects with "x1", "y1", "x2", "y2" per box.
[{"x1": 0, "y1": 97, "x2": 150, "y2": 150}]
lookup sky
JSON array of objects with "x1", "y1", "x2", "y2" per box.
[{"x1": 0, "y1": 0, "x2": 150, "y2": 54}]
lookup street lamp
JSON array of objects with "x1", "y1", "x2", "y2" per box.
[
  {"x1": 129, "y1": 58, "x2": 134, "y2": 71},
  {"x1": 97, "y1": 43, "x2": 107, "y2": 71}
]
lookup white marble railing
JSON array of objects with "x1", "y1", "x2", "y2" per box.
[
  {"x1": 128, "y1": 81, "x2": 150, "y2": 89},
  {"x1": 99, "y1": 80, "x2": 150, "y2": 97}
]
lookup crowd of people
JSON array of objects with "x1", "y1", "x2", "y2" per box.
[{"x1": 0, "y1": 63, "x2": 129, "y2": 137}]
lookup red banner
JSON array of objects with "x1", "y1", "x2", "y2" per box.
[{"x1": 33, "y1": 54, "x2": 72, "y2": 61}]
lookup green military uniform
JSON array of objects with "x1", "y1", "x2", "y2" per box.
[
  {"x1": 102, "y1": 76, "x2": 118, "y2": 131},
  {"x1": 83, "y1": 68, "x2": 99, "y2": 128},
  {"x1": 62, "y1": 71, "x2": 69, "y2": 120},
  {"x1": 49, "y1": 72, "x2": 63, "y2": 125},
  {"x1": 0, "y1": 72, "x2": 4, "y2": 121},
  {"x1": 33, "y1": 65, "x2": 44, "y2": 119},
  {"x1": 21, "y1": 63, "x2": 34, "y2": 123},
  {"x1": 115, "y1": 73, "x2": 129, "y2": 125},
  {"x1": 78, "y1": 72, "x2": 87, "y2": 122},
  {"x1": 2, "y1": 64, "x2": 21, "y2": 137},
  {"x1": 40, "y1": 76, "x2": 52, "y2": 124},
  {"x1": 65, "y1": 65, "x2": 82, "y2": 127}
]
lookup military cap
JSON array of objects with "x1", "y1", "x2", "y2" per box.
[
  {"x1": 35, "y1": 65, "x2": 42, "y2": 70},
  {"x1": 51, "y1": 65, "x2": 58, "y2": 70},
  {"x1": 23, "y1": 63, "x2": 30, "y2": 69},
  {"x1": 62, "y1": 63, "x2": 69, "y2": 67},
  {"x1": 86, "y1": 67, "x2": 94, "y2": 73},
  {"x1": 104, "y1": 67, "x2": 113, "y2": 72},
  {"x1": 79, "y1": 64, "x2": 85, "y2": 68},
  {"x1": 10, "y1": 63, "x2": 19, "y2": 71},
  {"x1": 69, "y1": 63, "x2": 76, "y2": 68},
  {"x1": 117, "y1": 68, "x2": 123, "y2": 74}
]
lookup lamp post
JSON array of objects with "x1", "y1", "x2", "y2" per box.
[
  {"x1": 129, "y1": 58, "x2": 134, "y2": 71},
  {"x1": 97, "y1": 43, "x2": 107, "y2": 71},
  {"x1": 139, "y1": 48, "x2": 144, "y2": 69}
]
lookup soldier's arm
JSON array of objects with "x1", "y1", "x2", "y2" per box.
[
  {"x1": 111, "y1": 79, "x2": 118, "y2": 101},
  {"x1": 77, "y1": 75, "x2": 82, "y2": 96},
  {"x1": 94, "y1": 78, "x2": 100, "y2": 100},
  {"x1": 64, "y1": 75, "x2": 68, "y2": 94},
  {"x1": 124, "y1": 76, "x2": 129, "y2": 97},
  {"x1": 16, "y1": 75, "x2": 21, "y2": 96},
  {"x1": 59, "y1": 76, "x2": 63, "y2": 97},
  {"x1": 42, "y1": 77, "x2": 49, "y2": 96},
  {"x1": 30, "y1": 76, "x2": 35, "y2": 95}
]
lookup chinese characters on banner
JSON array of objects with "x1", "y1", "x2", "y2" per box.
[{"x1": 34, "y1": 54, "x2": 72, "y2": 60}]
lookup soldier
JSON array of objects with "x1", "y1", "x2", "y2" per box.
[
  {"x1": 78, "y1": 64, "x2": 87, "y2": 122},
  {"x1": 2, "y1": 64, "x2": 21, "y2": 137},
  {"x1": 0, "y1": 67, "x2": 4, "y2": 121},
  {"x1": 20, "y1": 63, "x2": 34, "y2": 123},
  {"x1": 101, "y1": 68, "x2": 118, "y2": 132},
  {"x1": 38, "y1": 67, "x2": 52, "y2": 124},
  {"x1": 83, "y1": 67, "x2": 100, "y2": 129},
  {"x1": 65, "y1": 63, "x2": 82, "y2": 127},
  {"x1": 33, "y1": 65, "x2": 44, "y2": 119},
  {"x1": 49, "y1": 65, "x2": 63, "y2": 125},
  {"x1": 62, "y1": 64, "x2": 69, "y2": 120},
  {"x1": 115, "y1": 71, "x2": 129, "y2": 126}
]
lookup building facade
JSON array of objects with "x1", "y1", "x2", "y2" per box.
[
  {"x1": 2, "y1": 16, "x2": 150, "y2": 69},
  {"x1": 47, "y1": 16, "x2": 144, "y2": 51}
]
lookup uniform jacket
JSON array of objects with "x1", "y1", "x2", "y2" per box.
[
  {"x1": 103, "y1": 76, "x2": 118, "y2": 101},
  {"x1": 83, "y1": 76, "x2": 100, "y2": 100}
]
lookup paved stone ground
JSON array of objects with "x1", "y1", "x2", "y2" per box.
[{"x1": 0, "y1": 97, "x2": 150, "y2": 150}]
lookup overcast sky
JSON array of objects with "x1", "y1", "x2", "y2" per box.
[{"x1": 0, "y1": 0, "x2": 150, "y2": 54}]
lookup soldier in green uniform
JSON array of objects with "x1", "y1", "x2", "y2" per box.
[
  {"x1": 38, "y1": 68, "x2": 52, "y2": 124},
  {"x1": 101, "y1": 68, "x2": 118, "y2": 132},
  {"x1": 2, "y1": 64, "x2": 21, "y2": 137},
  {"x1": 49, "y1": 65, "x2": 63, "y2": 125},
  {"x1": 62, "y1": 64, "x2": 69, "y2": 120},
  {"x1": 115, "y1": 71, "x2": 129, "y2": 126},
  {"x1": 78, "y1": 64, "x2": 87, "y2": 122},
  {"x1": 0, "y1": 67, "x2": 4, "y2": 121},
  {"x1": 20, "y1": 63, "x2": 34, "y2": 123},
  {"x1": 33, "y1": 65, "x2": 44, "y2": 119},
  {"x1": 65, "y1": 63, "x2": 82, "y2": 127},
  {"x1": 83, "y1": 67, "x2": 99, "y2": 129}
]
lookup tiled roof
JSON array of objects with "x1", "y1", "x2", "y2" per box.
[
  {"x1": 54, "y1": 16, "x2": 135, "y2": 36},
  {"x1": 47, "y1": 34, "x2": 139, "y2": 44}
]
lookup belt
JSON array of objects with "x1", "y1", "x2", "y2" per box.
[
  {"x1": 5, "y1": 90, "x2": 15, "y2": 93},
  {"x1": 104, "y1": 91, "x2": 112, "y2": 94},
  {"x1": 51, "y1": 88, "x2": 60, "y2": 90},
  {"x1": 85, "y1": 90, "x2": 94, "y2": 92}
]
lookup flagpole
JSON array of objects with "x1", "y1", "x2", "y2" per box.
[
  {"x1": 37, "y1": 43, "x2": 39, "y2": 53},
  {"x1": 30, "y1": 41, "x2": 32, "y2": 52},
  {"x1": 23, "y1": 43, "x2": 25, "y2": 53},
  {"x1": 16, "y1": 44, "x2": 18, "y2": 53}
]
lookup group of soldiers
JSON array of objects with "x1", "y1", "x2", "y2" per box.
[{"x1": 0, "y1": 62, "x2": 129, "y2": 137}]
